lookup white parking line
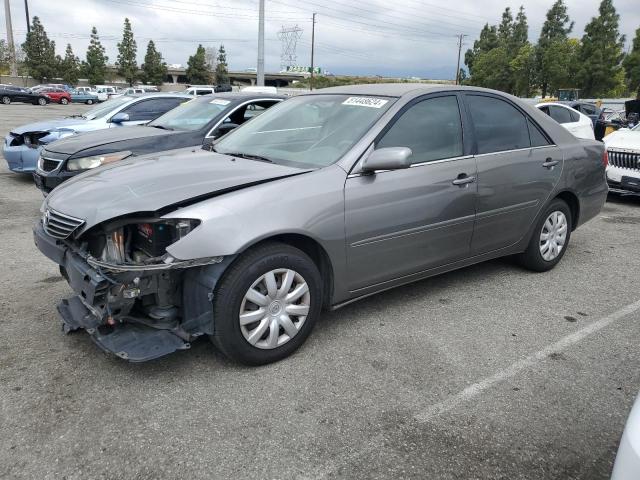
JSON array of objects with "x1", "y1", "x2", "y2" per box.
[{"x1": 302, "y1": 298, "x2": 640, "y2": 480}]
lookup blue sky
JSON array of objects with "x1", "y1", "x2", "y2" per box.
[{"x1": 2, "y1": 0, "x2": 639, "y2": 80}]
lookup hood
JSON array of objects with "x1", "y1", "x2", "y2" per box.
[
  {"x1": 604, "y1": 129, "x2": 640, "y2": 151},
  {"x1": 45, "y1": 149, "x2": 309, "y2": 232},
  {"x1": 11, "y1": 118, "x2": 87, "y2": 135},
  {"x1": 45, "y1": 126, "x2": 178, "y2": 156}
]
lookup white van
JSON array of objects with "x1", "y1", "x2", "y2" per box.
[
  {"x1": 184, "y1": 86, "x2": 215, "y2": 96},
  {"x1": 94, "y1": 85, "x2": 118, "y2": 101}
]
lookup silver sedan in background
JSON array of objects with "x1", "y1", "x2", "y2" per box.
[{"x1": 33, "y1": 84, "x2": 608, "y2": 365}]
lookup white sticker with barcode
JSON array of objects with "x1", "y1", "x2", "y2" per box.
[
  {"x1": 210, "y1": 98, "x2": 231, "y2": 105},
  {"x1": 342, "y1": 97, "x2": 389, "y2": 108}
]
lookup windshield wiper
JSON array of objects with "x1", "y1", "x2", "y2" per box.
[
  {"x1": 149, "y1": 125, "x2": 173, "y2": 131},
  {"x1": 224, "y1": 152, "x2": 273, "y2": 163}
]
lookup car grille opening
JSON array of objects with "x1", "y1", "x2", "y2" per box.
[
  {"x1": 42, "y1": 208, "x2": 84, "y2": 239},
  {"x1": 608, "y1": 150, "x2": 640, "y2": 171},
  {"x1": 41, "y1": 158, "x2": 61, "y2": 172}
]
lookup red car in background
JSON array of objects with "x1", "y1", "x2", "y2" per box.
[{"x1": 37, "y1": 87, "x2": 71, "y2": 105}]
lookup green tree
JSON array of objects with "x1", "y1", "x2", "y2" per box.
[
  {"x1": 511, "y1": 43, "x2": 536, "y2": 97},
  {"x1": 186, "y1": 44, "x2": 211, "y2": 84},
  {"x1": 536, "y1": 0, "x2": 574, "y2": 96},
  {"x1": 141, "y1": 40, "x2": 167, "y2": 86},
  {"x1": 464, "y1": 23, "x2": 499, "y2": 76},
  {"x1": 83, "y1": 27, "x2": 108, "y2": 85},
  {"x1": 59, "y1": 44, "x2": 80, "y2": 86},
  {"x1": 215, "y1": 44, "x2": 229, "y2": 85},
  {"x1": 541, "y1": 38, "x2": 580, "y2": 95},
  {"x1": 117, "y1": 18, "x2": 138, "y2": 86},
  {"x1": 469, "y1": 46, "x2": 513, "y2": 92},
  {"x1": 22, "y1": 16, "x2": 57, "y2": 82},
  {"x1": 0, "y1": 40, "x2": 9, "y2": 74},
  {"x1": 497, "y1": 7, "x2": 514, "y2": 46},
  {"x1": 511, "y1": 6, "x2": 529, "y2": 54},
  {"x1": 577, "y1": 0, "x2": 625, "y2": 97},
  {"x1": 623, "y1": 28, "x2": 640, "y2": 97}
]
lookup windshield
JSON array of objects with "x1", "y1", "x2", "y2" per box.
[
  {"x1": 214, "y1": 94, "x2": 395, "y2": 167},
  {"x1": 149, "y1": 98, "x2": 229, "y2": 131},
  {"x1": 83, "y1": 96, "x2": 134, "y2": 120}
]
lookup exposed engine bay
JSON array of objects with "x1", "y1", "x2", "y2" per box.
[{"x1": 34, "y1": 215, "x2": 233, "y2": 362}]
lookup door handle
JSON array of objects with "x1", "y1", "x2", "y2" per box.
[
  {"x1": 452, "y1": 174, "x2": 476, "y2": 186},
  {"x1": 542, "y1": 158, "x2": 559, "y2": 169}
]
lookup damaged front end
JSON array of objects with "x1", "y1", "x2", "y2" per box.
[{"x1": 34, "y1": 209, "x2": 233, "y2": 362}]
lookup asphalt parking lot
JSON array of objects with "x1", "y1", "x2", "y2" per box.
[{"x1": 1, "y1": 102, "x2": 640, "y2": 480}]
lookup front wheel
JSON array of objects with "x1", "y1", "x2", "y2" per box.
[
  {"x1": 211, "y1": 243, "x2": 322, "y2": 365},
  {"x1": 60, "y1": 97, "x2": 69, "y2": 105},
  {"x1": 37, "y1": 97, "x2": 47, "y2": 106},
  {"x1": 1, "y1": 96, "x2": 10, "y2": 105},
  {"x1": 517, "y1": 199, "x2": 572, "y2": 272},
  {"x1": 86, "y1": 99, "x2": 94, "y2": 105}
]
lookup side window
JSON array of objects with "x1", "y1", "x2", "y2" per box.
[
  {"x1": 377, "y1": 95, "x2": 463, "y2": 164},
  {"x1": 243, "y1": 100, "x2": 279, "y2": 121},
  {"x1": 549, "y1": 105, "x2": 573, "y2": 124},
  {"x1": 581, "y1": 104, "x2": 596, "y2": 116},
  {"x1": 569, "y1": 109, "x2": 580, "y2": 122},
  {"x1": 466, "y1": 95, "x2": 529, "y2": 154},
  {"x1": 527, "y1": 119, "x2": 551, "y2": 147},
  {"x1": 123, "y1": 98, "x2": 186, "y2": 121}
]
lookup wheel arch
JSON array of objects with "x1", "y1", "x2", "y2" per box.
[
  {"x1": 554, "y1": 190, "x2": 580, "y2": 231},
  {"x1": 238, "y1": 233, "x2": 335, "y2": 309}
]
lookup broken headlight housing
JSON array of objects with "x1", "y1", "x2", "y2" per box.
[
  {"x1": 67, "y1": 150, "x2": 132, "y2": 171},
  {"x1": 86, "y1": 218, "x2": 218, "y2": 271}
]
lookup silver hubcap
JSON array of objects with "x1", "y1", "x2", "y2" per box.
[
  {"x1": 539, "y1": 211, "x2": 567, "y2": 261},
  {"x1": 239, "y1": 269, "x2": 310, "y2": 350}
]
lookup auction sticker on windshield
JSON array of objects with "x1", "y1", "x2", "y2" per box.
[
  {"x1": 210, "y1": 98, "x2": 231, "y2": 105},
  {"x1": 342, "y1": 97, "x2": 389, "y2": 108}
]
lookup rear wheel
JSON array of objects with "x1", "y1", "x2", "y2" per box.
[
  {"x1": 37, "y1": 97, "x2": 47, "y2": 106},
  {"x1": 517, "y1": 198, "x2": 572, "y2": 272},
  {"x1": 1, "y1": 96, "x2": 10, "y2": 105},
  {"x1": 210, "y1": 243, "x2": 322, "y2": 365},
  {"x1": 86, "y1": 99, "x2": 94, "y2": 105},
  {"x1": 60, "y1": 97, "x2": 69, "y2": 105}
]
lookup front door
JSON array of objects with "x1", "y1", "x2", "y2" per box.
[
  {"x1": 464, "y1": 93, "x2": 563, "y2": 254},
  {"x1": 345, "y1": 94, "x2": 477, "y2": 291}
]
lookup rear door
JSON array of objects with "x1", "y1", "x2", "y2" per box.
[
  {"x1": 464, "y1": 93, "x2": 562, "y2": 254},
  {"x1": 344, "y1": 93, "x2": 477, "y2": 290}
]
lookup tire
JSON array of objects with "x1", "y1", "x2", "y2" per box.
[
  {"x1": 1, "y1": 96, "x2": 11, "y2": 105},
  {"x1": 37, "y1": 97, "x2": 47, "y2": 106},
  {"x1": 517, "y1": 198, "x2": 572, "y2": 272},
  {"x1": 86, "y1": 99, "x2": 94, "y2": 105},
  {"x1": 210, "y1": 242, "x2": 323, "y2": 365},
  {"x1": 60, "y1": 97, "x2": 69, "y2": 105}
]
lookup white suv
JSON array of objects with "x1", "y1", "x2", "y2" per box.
[{"x1": 604, "y1": 123, "x2": 640, "y2": 194}]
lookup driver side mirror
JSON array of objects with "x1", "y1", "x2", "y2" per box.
[
  {"x1": 111, "y1": 112, "x2": 130, "y2": 124},
  {"x1": 361, "y1": 147, "x2": 413, "y2": 173},
  {"x1": 213, "y1": 122, "x2": 240, "y2": 139}
]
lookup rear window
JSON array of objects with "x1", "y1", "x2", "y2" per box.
[{"x1": 549, "y1": 105, "x2": 573, "y2": 124}]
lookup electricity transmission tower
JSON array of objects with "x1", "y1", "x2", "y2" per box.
[{"x1": 277, "y1": 25, "x2": 303, "y2": 72}]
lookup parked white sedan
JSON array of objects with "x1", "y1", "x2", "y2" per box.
[
  {"x1": 604, "y1": 123, "x2": 640, "y2": 194},
  {"x1": 611, "y1": 392, "x2": 640, "y2": 480},
  {"x1": 536, "y1": 102, "x2": 595, "y2": 140}
]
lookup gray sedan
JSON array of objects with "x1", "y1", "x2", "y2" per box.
[{"x1": 33, "y1": 84, "x2": 608, "y2": 365}]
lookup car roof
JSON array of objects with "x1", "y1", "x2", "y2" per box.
[
  {"x1": 189, "y1": 92, "x2": 287, "y2": 103},
  {"x1": 305, "y1": 83, "x2": 531, "y2": 99},
  {"x1": 127, "y1": 92, "x2": 193, "y2": 99}
]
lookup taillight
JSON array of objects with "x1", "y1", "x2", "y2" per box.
[{"x1": 602, "y1": 150, "x2": 609, "y2": 167}]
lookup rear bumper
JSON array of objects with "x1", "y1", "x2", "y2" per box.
[{"x1": 2, "y1": 142, "x2": 41, "y2": 173}]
